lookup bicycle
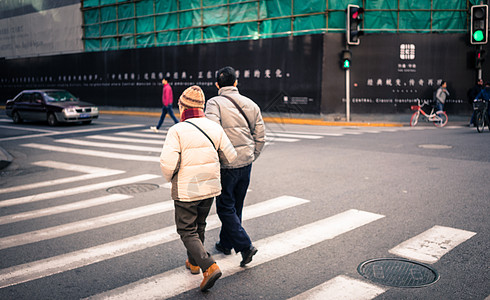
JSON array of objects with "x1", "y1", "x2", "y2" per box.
[
  {"x1": 410, "y1": 98, "x2": 448, "y2": 127},
  {"x1": 473, "y1": 99, "x2": 490, "y2": 133}
]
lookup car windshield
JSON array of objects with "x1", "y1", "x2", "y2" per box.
[{"x1": 44, "y1": 91, "x2": 78, "y2": 102}]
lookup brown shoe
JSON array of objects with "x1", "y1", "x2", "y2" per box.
[
  {"x1": 185, "y1": 259, "x2": 200, "y2": 275},
  {"x1": 200, "y1": 263, "x2": 222, "y2": 291}
]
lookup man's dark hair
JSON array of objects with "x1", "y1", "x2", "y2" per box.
[
  {"x1": 164, "y1": 76, "x2": 171, "y2": 82},
  {"x1": 216, "y1": 66, "x2": 236, "y2": 87}
]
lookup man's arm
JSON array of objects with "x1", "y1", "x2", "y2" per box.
[
  {"x1": 159, "y1": 128, "x2": 181, "y2": 182},
  {"x1": 252, "y1": 109, "x2": 266, "y2": 160},
  {"x1": 204, "y1": 98, "x2": 221, "y2": 124}
]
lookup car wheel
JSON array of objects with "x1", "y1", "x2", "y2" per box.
[
  {"x1": 47, "y1": 113, "x2": 58, "y2": 126},
  {"x1": 12, "y1": 111, "x2": 23, "y2": 124}
]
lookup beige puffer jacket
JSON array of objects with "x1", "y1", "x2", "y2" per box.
[
  {"x1": 160, "y1": 117, "x2": 237, "y2": 202},
  {"x1": 205, "y1": 86, "x2": 266, "y2": 169}
]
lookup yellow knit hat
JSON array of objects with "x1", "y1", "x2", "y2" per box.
[{"x1": 179, "y1": 85, "x2": 205, "y2": 109}]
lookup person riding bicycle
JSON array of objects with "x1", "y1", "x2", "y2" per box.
[
  {"x1": 435, "y1": 81, "x2": 450, "y2": 113},
  {"x1": 474, "y1": 82, "x2": 490, "y2": 120}
]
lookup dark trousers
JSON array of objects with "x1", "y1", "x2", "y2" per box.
[
  {"x1": 216, "y1": 164, "x2": 252, "y2": 253},
  {"x1": 157, "y1": 104, "x2": 179, "y2": 129},
  {"x1": 174, "y1": 198, "x2": 215, "y2": 271}
]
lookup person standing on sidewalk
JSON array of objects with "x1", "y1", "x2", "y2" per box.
[
  {"x1": 151, "y1": 76, "x2": 179, "y2": 133},
  {"x1": 205, "y1": 66, "x2": 266, "y2": 267},
  {"x1": 160, "y1": 85, "x2": 237, "y2": 291}
]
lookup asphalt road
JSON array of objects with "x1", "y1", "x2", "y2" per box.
[{"x1": 0, "y1": 113, "x2": 489, "y2": 300}]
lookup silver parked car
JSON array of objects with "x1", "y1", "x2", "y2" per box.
[{"x1": 5, "y1": 89, "x2": 98, "y2": 126}]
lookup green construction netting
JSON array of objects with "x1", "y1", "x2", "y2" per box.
[{"x1": 82, "y1": 0, "x2": 474, "y2": 51}]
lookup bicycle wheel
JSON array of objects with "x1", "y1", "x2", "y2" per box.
[
  {"x1": 476, "y1": 111, "x2": 484, "y2": 133},
  {"x1": 433, "y1": 111, "x2": 448, "y2": 127},
  {"x1": 410, "y1": 111, "x2": 420, "y2": 127}
]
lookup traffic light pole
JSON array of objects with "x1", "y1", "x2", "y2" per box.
[
  {"x1": 345, "y1": 55, "x2": 350, "y2": 122},
  {"x1": 478, "y1": 45, "x2": 483, "y2": 79}
]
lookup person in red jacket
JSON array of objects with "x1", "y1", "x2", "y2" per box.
[{"x1": 151, "y1": 76, "x2": 179, "y2": 132}]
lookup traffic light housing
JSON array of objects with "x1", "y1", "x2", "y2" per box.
[
  {"x1": 476, "y1": 49, "x2": 486, "y2": 68},
  {"x1": 347, "y1": 5, "x2": 364, "y2": 45},
  {"x1": 470, "y1": 5, "x2": 488, "y2": 44},
  {"x1": 341, "y1": 50, "x2": 352, "y2": 69}
]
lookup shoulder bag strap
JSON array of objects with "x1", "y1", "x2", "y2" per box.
[
  {"x1": 220, "y1": 94, "x2": 253, "y2": 134},
  {"x1": 184, "y1": 120, "x2": 217, "y2": 150}
]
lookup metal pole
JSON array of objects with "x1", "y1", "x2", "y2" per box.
[{"x1": 346, "y1": 67, "x2": 350, "y2": 122}]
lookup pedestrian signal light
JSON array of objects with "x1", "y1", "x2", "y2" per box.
[
  {"x1": 347, "y1": 5, "x2": 364, "y2": 45},
  {"x1": 476, "y1": 49, "x2": 486, "y2": 69},
  {"x1": 341, "y1": 50, "x2": 352, "y2": 69},
  {"x1": 470, "y1": 5, "x2": 488, "y2": 44}
]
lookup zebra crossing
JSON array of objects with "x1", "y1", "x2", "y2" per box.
[
  {"x1": 0, "y1": 159, "x2": 477, "y2": 298},
  {"x1": 0, "y1": 125, "x2": 480, "y2": 299},
  {"x1": 16, "y1": 125, "x2": 423, "y2": 163}
]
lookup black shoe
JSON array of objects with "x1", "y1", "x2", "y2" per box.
[
  {"x1": 240, "y1": 245, "x2": 258, "y2": 267},
  {"x1": 215, "y1": 242, "x2": 231, "y2": 255}
]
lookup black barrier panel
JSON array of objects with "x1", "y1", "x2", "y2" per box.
[
  {"x1": 0, "y1": 35, "x2": 323, "y2": 115},
  {"x1": 323, "y1": 33, "x2": 490, "y2": 115}
]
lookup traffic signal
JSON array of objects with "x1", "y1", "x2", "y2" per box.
[
  {"x1": 470, "y1": 5, "x2": 488, "y2": 44},
  {"x1": 341, "y1": 50, "x2": 352, "y2": 69},
  {"x1": 476, "y1": 49, "x2": 486, "y2": 68},
  {"x1": 347, "y1": 5, "x2": 364, "y2": 45}
]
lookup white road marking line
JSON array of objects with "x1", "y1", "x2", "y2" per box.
[
  {"x1": 0, "y1": 124, "x2": 145, "y2": 142},
  {"x1": 0, "y1": 194, "x2": 132, "y2": 225},
  {"x1": 278, "y1": 130, "x2": 344, "y2": 137},
  {"x1": 87, "y1": 209, "x2": 384, "y2": 300},
  {"x1": 141, "y1": 129, "x2": 169, "y2": 134},
  {"x1": 0, "y1": 174, "x2": 160, "y2": 208},
  {"x1": 265, "y1": 137, "x2": 300, "y2": 143},
  {"x1": 21, "y1": 143, "x2": 159, "y2": 162},
  {"x1": 288, "y1": 275, "x2": 387, "y2": 300},
  {"x1": 388, "y1": 225, "x2": 477, "y2": 264},
  {"x1": 267, "y1": 132, "x2": 323, "y2": 139},
  {"x1": 0, "y1": 125, "x2": 57, "y2": 133},
  {"x1": 0, "y1": 161, "x2": 124, "y2": 194},
  {"x1": 87, "y1": 135, "x2": 164, "y2": 145},
  {"x1": 116, "y1": 131, "x2": 167, "y2": 139},
  {"x1": 56, "y1": 138, "x2": 162, "y2": 152},
  {"x1": 0, "y1": 201, "x2": 175, "y2": 250},
  {"x1": 0, "y1": 195, "x2": 309, "y2": 289}
]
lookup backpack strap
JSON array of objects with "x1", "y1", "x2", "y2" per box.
[
  {"x1": 220, "y1": 94, "x2": 254, "y2": 134},
  {"x1": 184, "y1": 120, "x2": 217, "y2": 150}
]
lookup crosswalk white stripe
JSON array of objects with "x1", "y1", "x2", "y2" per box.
[
  {"x1": 56, "y1": 138, "x2": 162, "y2": 152},
  {"x1": 21, "y1": 143, "x2": 159, "y2": 162},
  {"x1": 0, "y1": 124, "x2": 145, "y2": 142},
  {"x1": 0, "y1": 161, "x2": 124, "y2": 194},
  {"x1": 87, "y1": 209, "x2": 384, "y2": 300},
  {"x1": 87, "y1": 135, "x2": 164, "y2": 145},
  {"x1": 265, "y1": 137, "x2": 300, "y2": 143},
  {"x1": 0, "y1": 174, "x2": 160, "y2": 208},
  {"x1": 116, "y1": 131, "x2": 168, "y2": 139},
  {"x1": 0, "y1": 201, "x2": 175, "y2": 250},
  {"x1": 267, "y1": 132, "x2": 323, "y2": 139},
  {"x1": 0, "y1": 194, "x2": 132, "y2": 225},
  {"x1": 283, "y1": 130, "x2": 344, "y2": 137},
  {"x1": 388, "y1": 225, "x2": 476, "y2": 264},
  {"x1": 0, "y1": 195, "x2": 308, "y2": 289},
  {"x1": 288, "y1": 275, "x2": 387, "y2": 300}
]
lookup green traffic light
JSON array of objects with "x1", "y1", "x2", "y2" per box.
[
  {"x1": 473, "y1": 30, "x2": 484, "y2": 42},
  {"x1": 343, "y1": 59, "x2": 350, "y2": 68}
]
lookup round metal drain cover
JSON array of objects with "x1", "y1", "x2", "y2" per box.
[
  {"x1": 107, "y1": 183, "x2": 159, "y2": 195},
  {"x1": 358, "y1": 258, "x2": 439, "y2": 288},
  {"x1": 418, "y1": 144, "x2": 452, "y2": 149}
]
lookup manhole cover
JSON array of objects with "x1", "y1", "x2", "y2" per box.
[
  {"x1": 106, "y1": 183, "x2": 159, "y2": 194},
  {"x1": 358, "y1": 258, "x2": 439, "y2": 288},
  {"x1": 418, "y1": 144, "x2": 452, "y2": 149}
]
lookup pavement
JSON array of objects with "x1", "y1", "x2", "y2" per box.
[{"x1": 0, "y1": 107, "x2": 471, "y2": 170}]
